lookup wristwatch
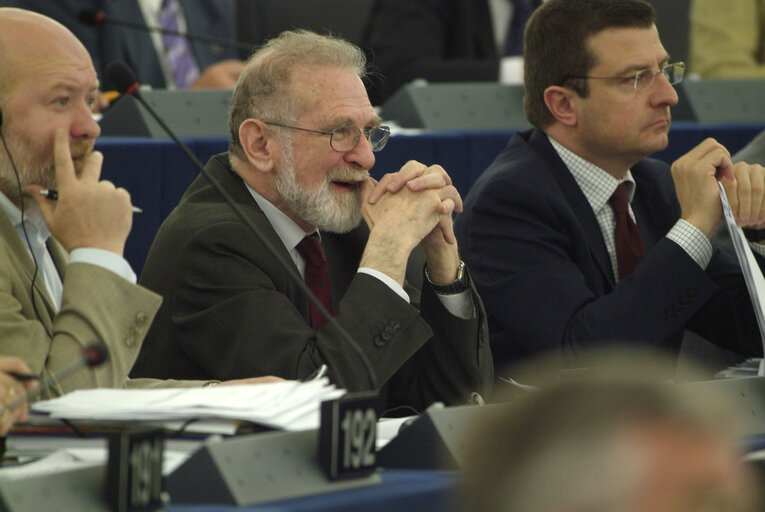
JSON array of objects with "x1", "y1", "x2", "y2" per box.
[
  {"x1": 425, "y1": 260, "x2": 468, "y2": 294},
  {"x1": 743, "y1": 227, "x2": 765, "y2": 243}
]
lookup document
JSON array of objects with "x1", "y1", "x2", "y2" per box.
[
  {"x1": 719, "y1": 183, "x2": 765, "y2": 370},
  {"x1": 31, "y1": 379, "x2": 345, "y2": 432}
]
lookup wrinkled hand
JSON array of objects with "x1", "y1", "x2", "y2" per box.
[
  {"x1": 189, "y1": 60, "x2": 245, "y2": 89},
  {"x1": 0, "y1": 357, "x2": 37, "y2": 435},
  {"x1": 365, "y1": 161, "x2": 461, "y2": 245},
  {"x1": 671, "y1": 138, "x2": 733, "y2": 238},
  {"x1": 26, "y1": 129, "x2": 134, "y2": 255},
  {"x1": 719, "y1": 161, "x2": 765, "y2": 229},
  {"x1": 359, "y1": 161, "x2": 462, "y2": 285}
]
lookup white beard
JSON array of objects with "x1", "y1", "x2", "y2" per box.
[{"x1": 273, "y1": 139, "x2": 367, "y2": 233}]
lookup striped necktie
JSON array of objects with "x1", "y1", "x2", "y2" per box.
[{"x1": 159, "y1": 0, "x2": 200, "y2": 88}]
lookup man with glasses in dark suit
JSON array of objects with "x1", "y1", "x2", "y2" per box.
[
  {"x1": 455, "y1": 0, "x2": 765, "y2": 373},
  {"x1": 132, "y1": 30, "x2": 493, "y2": 413}
]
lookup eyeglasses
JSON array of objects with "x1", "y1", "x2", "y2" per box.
[
  {"x1": 264, "y1": 122, "x2": 391, "y2": 152},
  {"x1": 566, "y1": 62, "x2": 686, "y2": 91}
]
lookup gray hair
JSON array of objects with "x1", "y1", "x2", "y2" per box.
[{"x1": 228, "y1": 29, "x2": 367, "y2": 162}]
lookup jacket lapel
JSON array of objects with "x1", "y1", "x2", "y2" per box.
[
  {"x1": 0, "y1": 211, "x2": 58, "y2": 320},
  {"x1": 528, "y1": 130, "x2": 615, "y2": 286},
  {"x1": 206, "y1": 155, "x2": 312, "y2": 321}
]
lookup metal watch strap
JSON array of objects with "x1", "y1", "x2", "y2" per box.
[{"x1": 425, "y1": 260, "x2": 468, "y2": 294}]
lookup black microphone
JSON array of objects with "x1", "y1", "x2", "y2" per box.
[
  {"x1": 2, "y1": 343, "x2": 110, "y2": 412},
  {"x1": 79, "y1": 8, "x2": 252, "y2": 52},
  {"x1": 106, "y1": 62, "x2": 379, "y2": 390}
]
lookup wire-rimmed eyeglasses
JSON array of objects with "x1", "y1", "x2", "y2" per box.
[
  {"x1": 565, "y1": 62, "x2": 686, "y2": 91},
  {"x1": 264, "y1": 122, "x2": 391, "y2": 152}
]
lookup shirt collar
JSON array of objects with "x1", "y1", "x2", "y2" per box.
[
  {"x1": 243, "y1": 182, "x2": 317, "y2": 251},
  {"x1": 0, "y1": 191, "x2": 51, "y2": 243},
  {"x1": 548, "y1": 136, "x2": 637, "y2": 213}
]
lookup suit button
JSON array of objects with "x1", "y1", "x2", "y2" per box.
[
  {"x1": 125, "y1": 336, "x2": 136, "y2": 347},
  {"x1": 374, "y1": 336, "x2": 386, "y2": 348},
  {"x1": 136, "y1": 312, "x2": 148, "y2": 325}
]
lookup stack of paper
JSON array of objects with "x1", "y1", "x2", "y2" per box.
[{"x1": 32, "y1": 379, "x2": 345, "y2": 432}]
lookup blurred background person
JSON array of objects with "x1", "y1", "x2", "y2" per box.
[
  {"x1": 363, "y1": 0, "x2": 542, "y2": 105},
  {"x1": 0, "y1": 0, "x2": 246, "y2": 91},
  {"x1": 461, "y1": 349, "x2": 762, "y2": 512},
  {"x1": 690, "y1": 0, "x2": 765, "y2": 78}
]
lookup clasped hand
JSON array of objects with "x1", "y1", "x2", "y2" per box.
[{"x1": 360, "y1": 160, "x2": 462, "y2": 285}]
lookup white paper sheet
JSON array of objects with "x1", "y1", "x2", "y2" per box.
[
  {"x1": 31, "y1": 378, "x2": 345, "y2": 432},
  {"x1": 719, "y1": 183, "x2": 765, "y2": 373}
]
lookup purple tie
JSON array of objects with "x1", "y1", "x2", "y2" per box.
[
  {"x1": 296, "y1": 235, "x2": 333, "y2": 330},
  {"x1": 159, "y1": 0, "x2": 200, "y2": 88},
  {"x1": 610, "y1": 183, "x2": 646, "y2": 279}
]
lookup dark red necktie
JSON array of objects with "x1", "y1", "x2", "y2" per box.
[
  {"x1": 296, "y1": 235, "x2": 333, "y2": 330},
  {"x1": 610, "y1": 183, "x2": 646, "y2": 279}
]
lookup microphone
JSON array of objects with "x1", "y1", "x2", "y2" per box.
[
  {"x1": 3, "y1": 343, "x2": 110, "y2": 412},
  {"x1": 106, "y1": 62, "x2": 379, "y2": 390},
  {"x1": 79, "y1": 9, "x2": 252, "y2": 52}
]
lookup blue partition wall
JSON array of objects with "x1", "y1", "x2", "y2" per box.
[{"x1": 96, "y1": 123, "x2": 765, "y2": 273}]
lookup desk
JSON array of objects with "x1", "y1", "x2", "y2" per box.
[
  {"x1": 165, "y1": 469, "x2": 457, "y2": 512},
  {"x1": 96, "y1": 123, "x2": 765, "y2": 272}
]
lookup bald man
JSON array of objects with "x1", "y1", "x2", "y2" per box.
[
  {"x1": 0, "y1": 7, "x2": 167, "y2": 398},
  {"x1": 0, "y1": 8, "x2": 278, "y2": 398}
]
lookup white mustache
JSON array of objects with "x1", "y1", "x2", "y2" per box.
[{"x1": 326, "y1": 168, "x2": 369, "y2": 183}]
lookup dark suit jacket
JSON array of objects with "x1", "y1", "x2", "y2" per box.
[
  {"x1": 132, "y1": 153, "x2": 493, "y2": 412},
  {"x1": 363, "y1": 0, "x2": 540, "y2": 105},
  {"x1": 2, "y1": 0, "x2": 238, "y2": 89},
  {"x1": 454, "y1": 128, "x2": 762, "y2": 369}
]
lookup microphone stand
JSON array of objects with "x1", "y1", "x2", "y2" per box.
[{"x1": 80, "y1": 10, "x2": 252, "y2": 52}]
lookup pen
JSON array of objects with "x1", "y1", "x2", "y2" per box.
[
  {"x1": 39, "y1": 189, "x2": 143, "y2": 213},
  {"x1": 7, "y1": 371, "x2": 40, "y2": 382}
]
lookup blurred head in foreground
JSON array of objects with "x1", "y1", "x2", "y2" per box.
[{"x1": 461, "y1": 350, "x2": 761, "y2": 512}]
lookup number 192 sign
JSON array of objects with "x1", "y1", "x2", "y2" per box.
[{"x1": 319, "y1": 392, "x2": 380, "y2": 480}]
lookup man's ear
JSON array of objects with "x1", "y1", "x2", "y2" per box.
[
  {"x1": 543, "y1": 85, "x2": 578, "y2": 127},
  {"x1": 239, "y1": 119, "x2": 277, "y2": 173}
]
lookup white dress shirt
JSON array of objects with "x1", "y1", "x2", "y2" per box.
[
  {"x1": 548, "y1": 136, "x2": 765, "y2": 281},
  {"x1": 0, "y1": 191, "x2": 136, "y2": 311}
]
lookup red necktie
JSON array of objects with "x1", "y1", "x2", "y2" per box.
[
  {"x1": 610, "y1": 183, "x2": 646, "y2": 279},
  {"x1": 296, "y1": 235, "x2": 333, "y2": 330}
]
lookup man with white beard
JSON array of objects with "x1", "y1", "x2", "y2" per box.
[{"x1": 132, "y1": 30, "x2": 493, "y2": 412}]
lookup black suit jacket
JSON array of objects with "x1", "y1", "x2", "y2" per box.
[
  {"x1": 363, "y1": 0, "x2": 540, "y2": 104},
  {"x1": 454, "y1": 129, "x2": 762, "y2": 369},
  {"x1": 1, "y1": 0, "x2": 238, "y2": 89},
  {"x1": 133, "y1": 154, "x2": 493, "y2": 412}
]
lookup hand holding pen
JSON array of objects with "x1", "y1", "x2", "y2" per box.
[
  {"x1": 26, "y1": 129, "x2": 136, "y2": 256},
  {"x1": 39, "y1": 189, "x2": 142, "y2": 213}
]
